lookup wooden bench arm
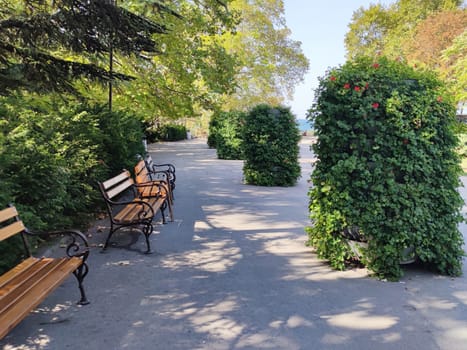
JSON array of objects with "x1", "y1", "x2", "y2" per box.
[
  {"x1": 148, "y1": 170, "x2": 170, "y2": 182},
  {"x1": 150, "y1": 163, "x2": 175, "y2": 174},
  {"x1": 26, "y1": 229, "x2": 90, "y2": 260},
  {"x1": 135, "y1": 182, "x2": 169, "y2": 197}
]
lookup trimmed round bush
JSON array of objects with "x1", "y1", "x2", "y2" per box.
[
  {"x1": 242, "y1": 104, "x2": 301, "y2": 186},
  {"x1": 307, "y1": 56, "x2": 464, "y2": 280}
]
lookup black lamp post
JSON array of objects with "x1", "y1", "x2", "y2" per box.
[{"x1": 107, "y1": 0, "x2": 116, "y2": 111}]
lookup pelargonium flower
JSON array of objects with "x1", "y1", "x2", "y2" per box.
[
  {"x1": 372, "y1": 102, "x2": 379, "y2": 109},
  {"x1": 330, "y1": 76, "x2": 336, "y2": 81},
  {"x1": 372, "y1": 63, "x2": 380, "y2": 69},
  {"x1": 354, "y1": 86, "x2": 361, "y2": 92},
  {"x1": 437, "y1": 96, "x2": 443, "y2": 102},
  {"x1": 343, "y1": 83, "x2": 351, "y2": 89}
]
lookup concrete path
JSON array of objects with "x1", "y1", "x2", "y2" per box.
[{"x1": 2, "y1": 138, "x2": 467, "y2": 350}]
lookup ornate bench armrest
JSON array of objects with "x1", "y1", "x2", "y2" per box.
[
  {"x1": 148, "y1": 170, "x2": 170, "y2": 182},
  {"x1": 151, "y1": 163, "x2": 176, "y2": 174},
  {"x1": 26, "y1": 229, "x2": 89, "y2": 260}
]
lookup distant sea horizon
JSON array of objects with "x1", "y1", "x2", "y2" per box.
[{"x1": 297, "y1": 118, "x2": 312, "y2": 132}]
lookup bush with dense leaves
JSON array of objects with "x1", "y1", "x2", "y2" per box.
[
  {"x1": 0, "y1": 95, "x2": 145, "y2": 273},
  {"x1": 148, "y1": 124, "x2": 187, "y2": 142},
  {"x1": 307, "y1": 56, "x2": 464, "y2": 280},
  {"x1": 162, "y1": 124, "x2": 187, "y2": 141},
  {"x1": 242, "y1": 104, "x2": 301, "y2": 186},
  {"x1": 208, "y1": 110, "x2": 245, "y2": 159}
]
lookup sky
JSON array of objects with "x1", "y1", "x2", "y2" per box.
[{"x1": 283, "y1": 0, "x2": 396, "y2": 119}]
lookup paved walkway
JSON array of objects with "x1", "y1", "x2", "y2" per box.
[{"x1": 2, "y1": 138, "x2": 467, "y2": 350}]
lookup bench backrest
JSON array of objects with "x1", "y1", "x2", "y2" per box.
[
  {"x1": 98, "y1": 170, "x2": 135, "y2": 201},
  {"x1": 0, "y1": 206, "x2": 31, "y2": 257},
  {"x1": 134, "y1": 160, "x2": 151, "y2": 184}
]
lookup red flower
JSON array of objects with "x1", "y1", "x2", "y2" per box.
[
  {"x1": 354, "y1": 86, "x2": 361, "y2": 92},
  {"x1": 343, "y1": 83, "x2": 351, "y2": 89},
  {"x1": 330, "y1": 76, "x2": 336, "y2": 81},
  {"x1": 372, "y1": 63, "x2": 380, "y2": 69},
  {"x1": 372, "y1": 102, "x2": 379, "y2": 109},
  {"x1": 437, "y1": 96, "x2": 443, "y2": 102}
]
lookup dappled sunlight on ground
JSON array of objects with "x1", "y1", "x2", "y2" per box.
[
  {"x1": 160, "y1": 238, "x2": 242, "y2": 273},
  {"x1": 235, "y1": 333, "x2": 300, "y2": 349},
  {"x1": 453, "y1": 291, "x2": 467, "y2": 305},
  {"x1": 187, "y1": 298, "x2": 245, "y2": 341},
  {"x1": 202, "y1": 206, "x2": 303, "y2": 231},
  {"x1": 2, "y1": 334, "x2": 51, "y2": 350},
  {"x1": 322, "y1": 310, "x2": 399, "y2": 330}
]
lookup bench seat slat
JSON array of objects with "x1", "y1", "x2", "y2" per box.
[
  {"x1": 0, "y1": 258, "x2": 52, "y2": 299},
  {"x1": 114, "y1": 198, "x2": 165, "y2": 223},
  {"x1": 0, "y1": 257, "x2": 82, "y2": 339},
  {"x1": 137, "y1": 185, "x2": 168, "y2": 198},
  {"x1": 0, "y1": 257, "x2": 38, "y2": 290},
  {"x1": 0, "y1": 257, "x2": 81, "y2": 313}
]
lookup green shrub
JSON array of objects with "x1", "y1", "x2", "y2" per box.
[
  {"x1": 242, "y1": 104, "x2": 301, "y2": 186},
  {"x1": 158, "y1": 124, "x2": 187, "y2": 141},
  {"x1": 208, "y1": 110, "x2": 245, "y2": 159},
  {"x1": 207, "y1": 113, "x2": 221, "y2": 149},
  {"x1": 0, "y1": 95, "x2": 144, "y2": 229},
  {"x1": 307, "y1": 56, "x2": 464, "y2": 280},
  {"x1": 0, "y1": 95, "x2": 145, "y2": 273},
  {"x1": 91, "y1": 105, "x2": 145, "y2": 174}
]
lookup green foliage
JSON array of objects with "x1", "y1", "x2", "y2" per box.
[
  {"x1": 115, "y1": 0, "x2": 239, "y2": 122},
  {"x1": 0, "y1": 94, "x2": 144, "y2": 232},
  {"x1": 91, "y1": 105, "x2": 145, "y2": 174},
  {"x1": 308, "y1": 56, "x2": 464, "y2": 280},
  {"x1": 242, "y1": 104, "x2": 301, "y2": 186},
  {"x1": 0, "y1": 235, "x2": 29, "y2": 276},
  {"x1": 441, "y1": 30, "x2": 467, "y2": 103},
  {"x1": 222, "y1": 0, "x2": 309, "y2": 111},
  {"x1": 344, "y1": 1, "x2": 465, "y2": 105},
  {"x1": 345, "y1": 0, "x2": 462, "y2": 60},
  {"x1": 0, "y1": 0, "x2": 171, "y2": 95},
  {"x1": 208, "y1": 110, "x2": 245, "y2": 159},
  {"x1": 147, "y1": 124, "x2": 187, "y2": 142}
]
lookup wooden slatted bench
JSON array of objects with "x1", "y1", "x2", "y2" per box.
[
  {"x1": 144, "y1": 155, "x2": 176, "y2": 193},
  {"x1": 97, "y1": 170, "x2": 169, "y2": 254},
  {"x1": 134, "y1": 159, "x2": 174, "y2": 221},
  {"x1": 0, "y1": 205, "x2": 89, "y2": 340}
]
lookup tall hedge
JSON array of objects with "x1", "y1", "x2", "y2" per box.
[
  {"x1": 146, "y1": 124, "x2": 187, "y2": 142},
  {"x1": 242, "y1": 104, "x2": 301, "y2": 186},
  {"x1": 307, "y1": 57, "x2": 464, "y2": 280},
  {"x1": 0, "y1": 95, "x2": 145, "y2": 273},
  {"x1": 207, "y1": 110, "x2": 245, "y2": 160},
  {"x1": 0, "y1": 97, "x2": 145, "y2": 229}
]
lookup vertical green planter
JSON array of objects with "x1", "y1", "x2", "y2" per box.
[
  {"x1": 242, "y1": 104, "x2": 301, "y2": 187},
  {"x1": 307, "y1": 57, "x2": 464, "y2": 280}
]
